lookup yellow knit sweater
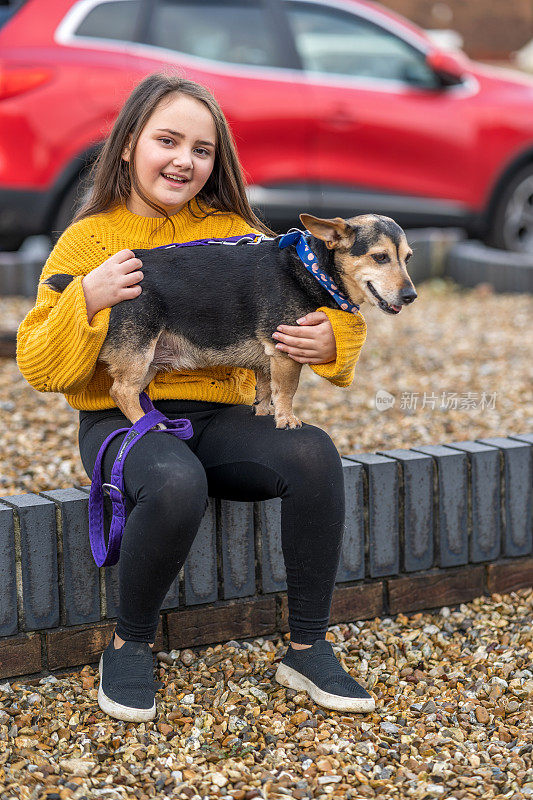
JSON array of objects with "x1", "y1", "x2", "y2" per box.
[{"x1": 16, "y1": 200, "x2": 367, "y2": 410}]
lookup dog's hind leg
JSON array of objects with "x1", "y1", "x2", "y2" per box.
[
  {"x1": 269, "y1": 354, "x2": 303, "y2": 429},
  {"x1": 253, "y1": 368, "x2": 273, "y2": 416},
  {"x1": 99, "y1": 334, "x2": 161, "y2": 425}
]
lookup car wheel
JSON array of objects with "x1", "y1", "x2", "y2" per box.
[
  {"x1": 0, "y1": 232, "x2": 25, "y2": 251},
  {"x1": 50, "y1": 179, "x2": 92, "y2": 245},
  {"x1": 486, "y1": 162, "x2": 533, "y2": 253}
]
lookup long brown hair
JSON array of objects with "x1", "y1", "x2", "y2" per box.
[{"x1": 72, "y1": 71, "x2": 274, "y2": 238}]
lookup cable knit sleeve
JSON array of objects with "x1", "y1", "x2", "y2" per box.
[
  {"x1": 16, "y1": 223, "x2": 111, "y2": 394},
  {"x1": 309, "y1": 307, "x2": 367, "y2": 387}
]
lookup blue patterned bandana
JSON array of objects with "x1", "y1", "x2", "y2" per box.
[{"x1": 278, "y1": 230, "x2": 360, "y2": 315}]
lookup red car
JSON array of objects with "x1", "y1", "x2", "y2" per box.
[{"x1": 2, "y1": 0, "x2": 533, "y2": 252}]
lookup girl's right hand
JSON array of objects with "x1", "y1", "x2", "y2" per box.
[{"x1": 81, "y1": 250, "x2": 144, "y2": 322}]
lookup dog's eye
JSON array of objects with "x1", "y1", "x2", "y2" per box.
[
  {"x1": 405, "y1": 252, "x2": 412, "y2": 262},
  {"x1": 372, "y1": 253, "x2": 389, "y2": 263}
]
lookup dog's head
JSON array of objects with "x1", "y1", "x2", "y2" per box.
[{"x1": 300, "y1": 213, "x2": 416, "y2": 315}]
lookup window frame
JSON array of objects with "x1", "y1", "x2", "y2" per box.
[{"x1": 281, "y1": 0, "x2": 470, "y2": 93}]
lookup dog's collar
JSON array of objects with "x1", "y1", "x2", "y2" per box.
[{"x1": 278, "y1": 230, "x2": 360, "y2": 315}]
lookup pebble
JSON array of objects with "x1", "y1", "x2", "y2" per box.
[
  {"x1": 58, "y1": 758, "x2": 96, "y2": 776},
  {"x1": 249, "y1": 687, "x2": 268, "y2": 703},
  {"x1": 156, "y1": 651, "x2": 174, "y2": 666},
  {"x1": 317, "y1": 775, "x2": 342, "y2": 784},
  {"x1": 475, "y1": 706, "x2": 490, "y2": 723},
  {"x1": 180, "y1": 649, "x2": 196, "y2": 665},
  {"x1": 380, "y1": 722, "x2": 399, "y2": 733}
]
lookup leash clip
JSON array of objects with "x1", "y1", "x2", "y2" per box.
[{"x1": 102, "y1": 483, "x2": 123, "y2": 498}]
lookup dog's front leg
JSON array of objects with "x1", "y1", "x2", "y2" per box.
[
  {"x1": 269, "y1": 354, "x2": 303, "y2": 429},
  {"x1": 253, "y1": 369, "x2": 273, "y2": 416}
]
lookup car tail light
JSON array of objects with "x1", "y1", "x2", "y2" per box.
[{"x1": 0, "y1": 62, "x2": 54, "y2": 100}]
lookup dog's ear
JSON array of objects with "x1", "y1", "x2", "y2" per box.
[{"x1": 299, "y1": 214, "x2": 354, "y2": 250}]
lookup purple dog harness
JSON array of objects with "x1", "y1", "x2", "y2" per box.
[{"x1": 88, "y1": 230, "x2": 359, "y2": 567}]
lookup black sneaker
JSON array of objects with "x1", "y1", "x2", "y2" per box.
[
  {"x1": 275, "y1": 638, "x2": 375, "y2": 713},
  {"x1": 98, "y1": 633, "x2": 157, "y2": 722}
]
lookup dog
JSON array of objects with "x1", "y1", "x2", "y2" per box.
[{"x1": 43, "y1": 213, "x2": 416, "y2": 429}]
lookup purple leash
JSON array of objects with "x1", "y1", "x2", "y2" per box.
[{"x1": 88, "y1": 391, "x2": 193, "y2": 567}]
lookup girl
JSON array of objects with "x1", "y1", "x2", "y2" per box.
[{"x1": 17, "y1": 72, "x2": 372, "y2": 723}]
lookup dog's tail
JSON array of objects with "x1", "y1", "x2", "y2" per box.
[{"x1": 41, "y1": 274, "x2": 75, "y2": 293}]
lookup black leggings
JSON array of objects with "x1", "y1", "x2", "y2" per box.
[{"x1": 78, "y1": 399, "x2": 345, "y2": 645}]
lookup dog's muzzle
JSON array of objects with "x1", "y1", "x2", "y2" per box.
[{"x1": 367, "y1": 281, "x2": 417, "y2": 314}]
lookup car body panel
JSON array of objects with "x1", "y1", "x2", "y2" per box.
[{"x1": 1, "y1": 0, "x2": 533, "y2": 244}]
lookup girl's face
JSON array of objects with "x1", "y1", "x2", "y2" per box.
[{"x1": 122, "y1": 93, "x2": 217, "y2": 217}]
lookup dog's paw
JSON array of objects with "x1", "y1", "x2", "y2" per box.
[
  {"x1": 275, "y1": 414, "x2": 302, "y2": 429},
  {"x1": 253, "y1": 402, "x2": 272, "y2": 416}
]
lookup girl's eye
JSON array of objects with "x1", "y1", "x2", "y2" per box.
[
  {"x1": 194, "y1": 147, "x2": 211, "y2": 157},
  {"x1": 159, "y1": 137, "x2": 173, "y2": 145}
]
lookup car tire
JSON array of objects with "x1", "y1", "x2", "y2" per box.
[
  {"x1": 0, "y1": 232, "x2": 25, "y2": 252},
  {"x1": 485, "y1": 162, "x2": 533, "y2": 253},
  {"x1": 446, "y1": 239, "x2": 533, "y2": 292}
]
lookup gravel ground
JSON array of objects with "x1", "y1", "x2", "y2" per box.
[
  {"x1": 0, "y1": 592, "x2": 531, "y2": 799},
  {"x1": 1, "y1": 278, "x2": 532, "y2": 496},
  {"x1": 0, "y1": 283, "x2": 532, "y2": 797}
]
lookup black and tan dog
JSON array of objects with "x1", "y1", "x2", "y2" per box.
[{"x1": 43, "y1": 214, "x2": 416, "y2": 429}]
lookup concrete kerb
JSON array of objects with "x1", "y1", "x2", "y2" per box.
[
  {"x1": 0, "y1": 434, "x2": 531, "y2": 680},
  {"x1": 445, "y1": 239, "x2": 533, "y2": 292}
]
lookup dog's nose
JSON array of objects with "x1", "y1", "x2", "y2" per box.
[{"x1": 400, "y1": 286, "x2": 417, "y2": 304}]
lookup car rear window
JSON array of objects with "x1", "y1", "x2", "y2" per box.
[
  {"x1": 73, "y1": 0, "x2": 141, "y2": 42},
  {"x1": 145, "y1": 0, "x2": 286, "y2": 69}
]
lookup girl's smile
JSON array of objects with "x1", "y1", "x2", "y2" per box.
[{"x1": 122, "y1": 93, "x2": 217, "y2": 217}]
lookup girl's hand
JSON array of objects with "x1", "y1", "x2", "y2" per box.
[
  {"x1": 272, "y1": 311, "x2": 336, "y2": 364},
  {"x1": 81, "y1": 249, "x2": 144, "y2": 323}
]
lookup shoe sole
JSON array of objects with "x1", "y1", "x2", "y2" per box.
[
  {"x1": 275, "y1": 662, "x2": 375, "y2": 713},
  {"x1": 98, "y1": 654, "x2": 156, "y2": 723}
]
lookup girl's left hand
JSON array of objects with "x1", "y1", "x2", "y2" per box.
[{"x1": 272, "y1": 311, "x2": 336, "y2": 364}]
